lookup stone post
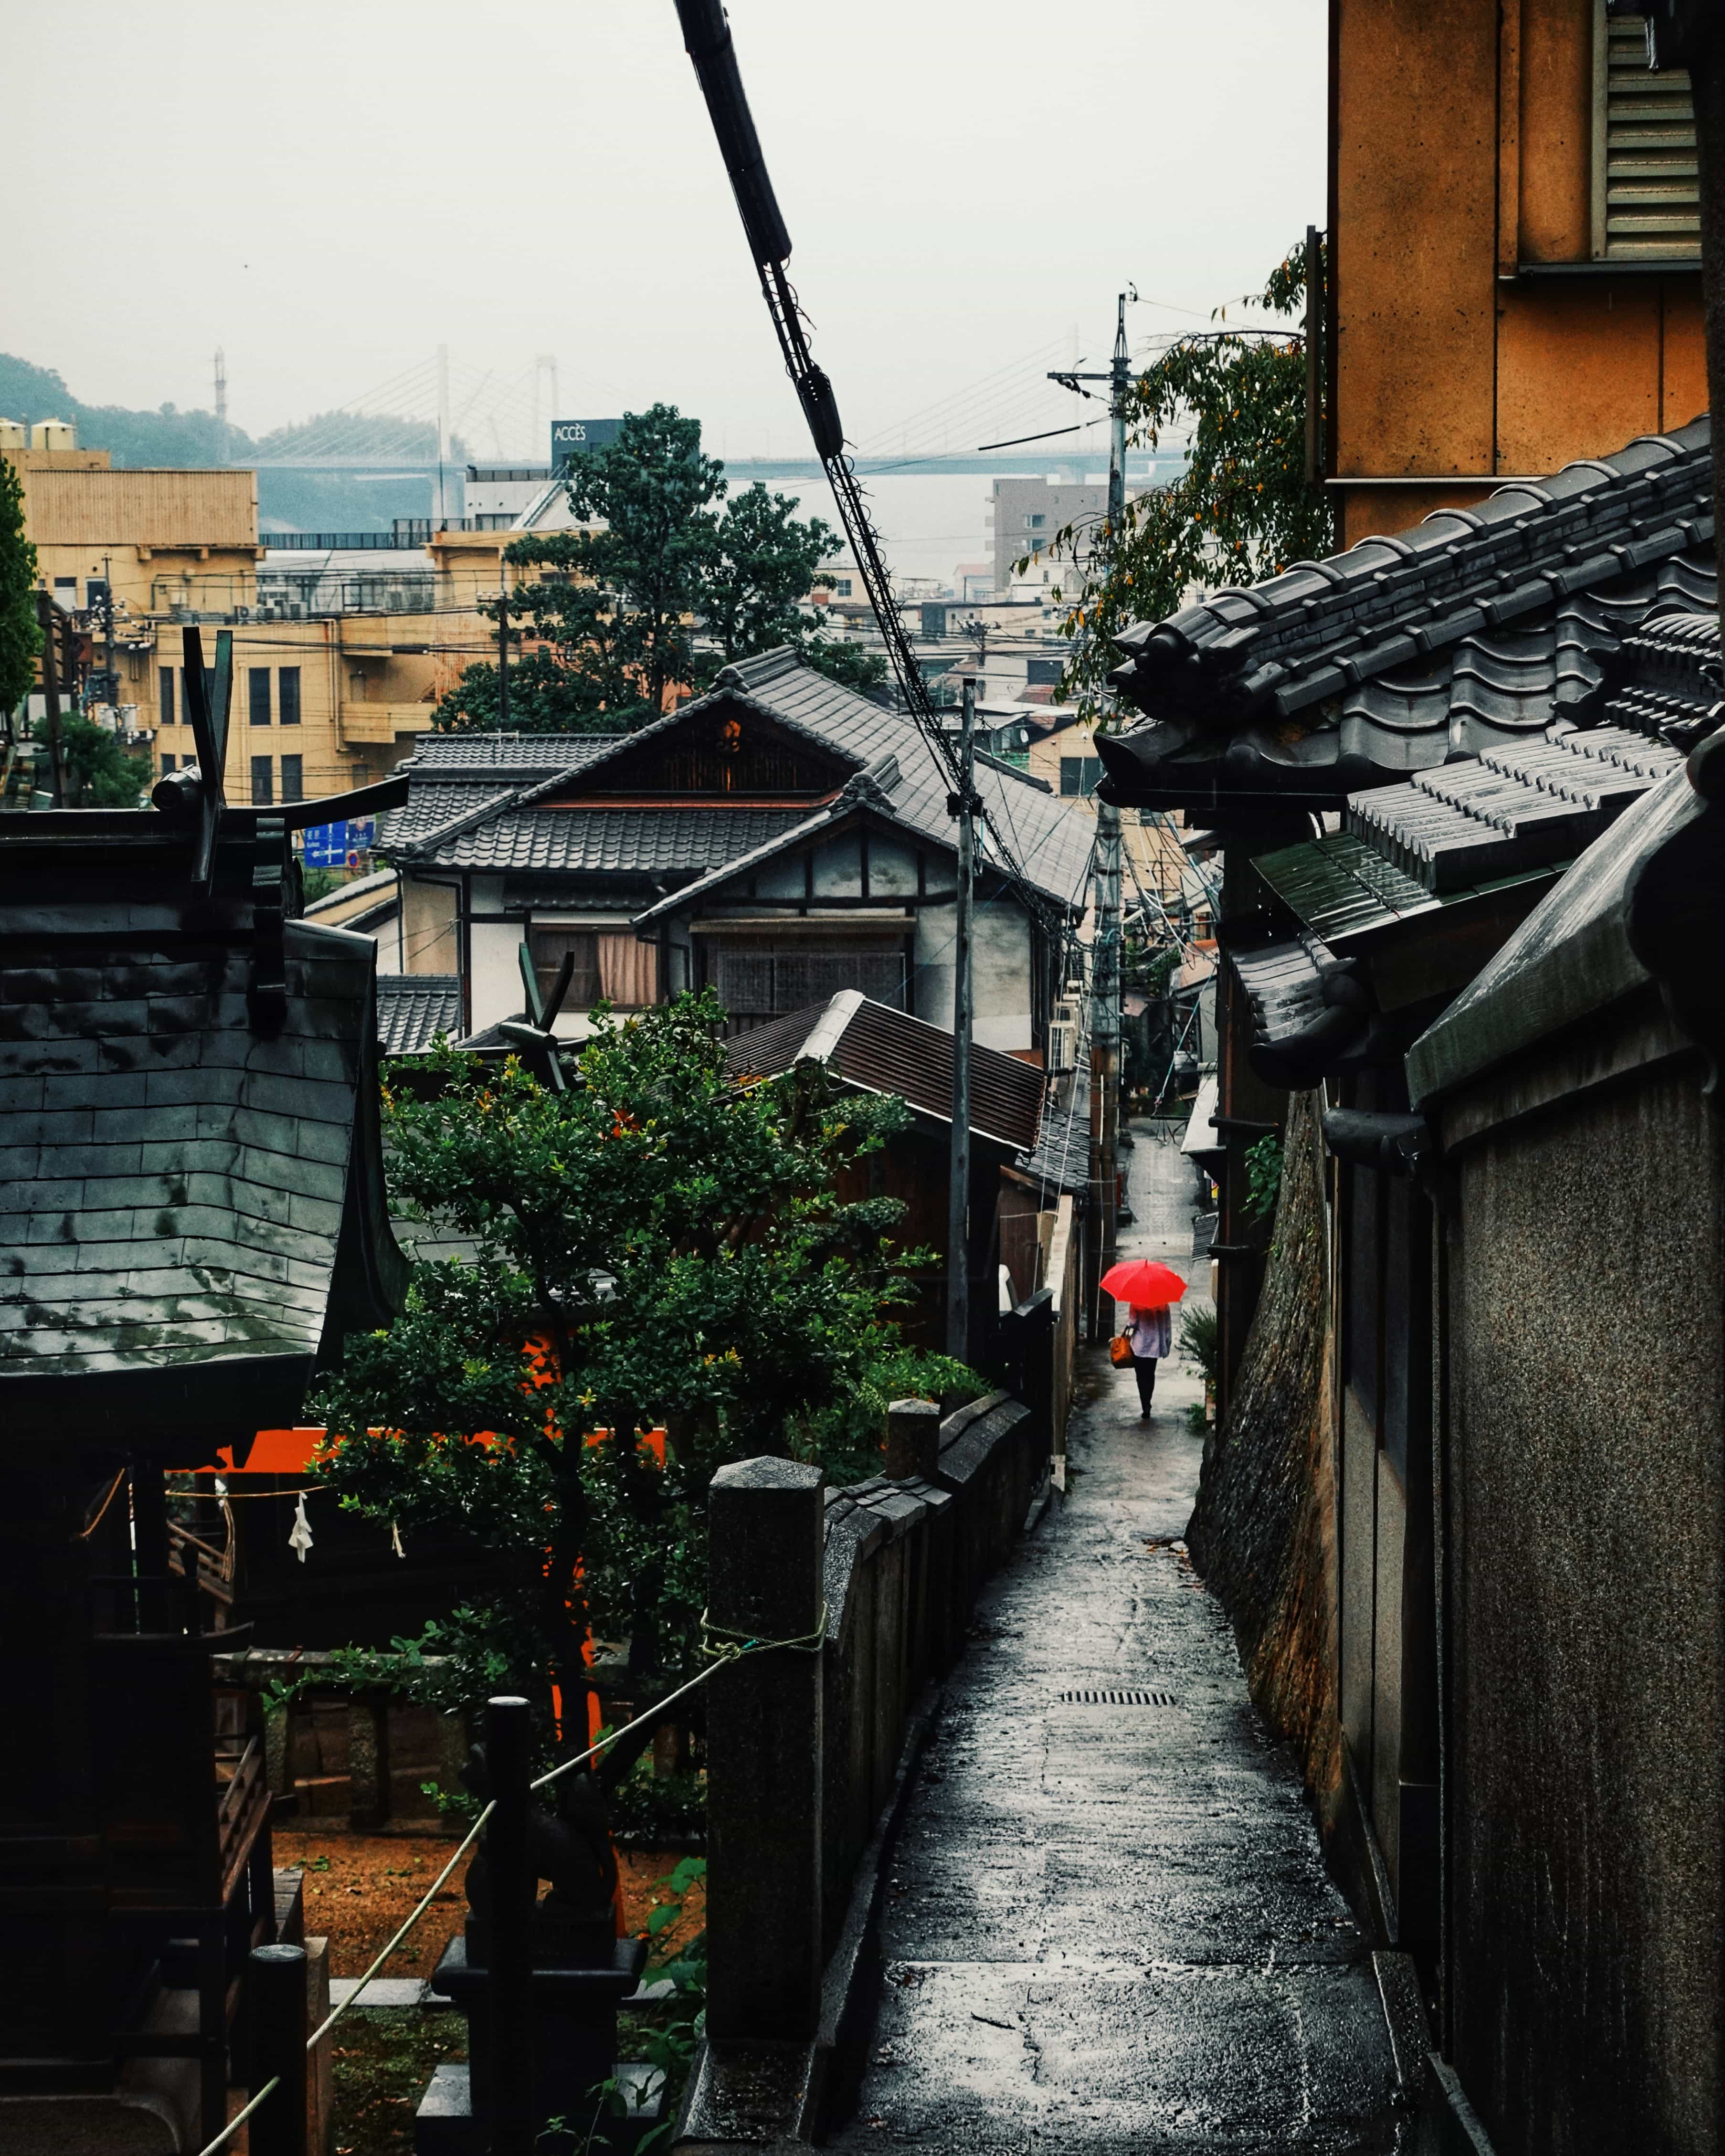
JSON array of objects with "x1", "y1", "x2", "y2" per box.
[
  {"x1": 246, "y1": 1943, "x2": 307, "y2": 2156},
  {"x1": 884, "y1": 1397, "x2": 940, "y2": 1481},
  {"x1": 705, "y1": 1458, "x2": 825, "y2": 2043},
  {"x1": 485, "y1": 1695, "x2": 537, "y2": 2154}
]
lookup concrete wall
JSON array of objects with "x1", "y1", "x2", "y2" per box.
[
  {"x1": 1443, "y1": 1046, "x2": 1725, "y2": 2153},
  {"x1": 1332, "y1": 0, "x2": 1706, "y2": 548}
]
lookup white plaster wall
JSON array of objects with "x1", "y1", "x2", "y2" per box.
[
  {"x1": 754, "y1": 854, "x2": 804, "y2": 899},
  {"x1": 812, "y1": 829, "x2": 863, "y2": 897},
  {"x1": 468, "y1": 876, "x2": 519, "y2": 1032},
  {"x1": 914, "y1": 896, "x2": 1033, "y2": 1051},
  {"x1": 868, "y1": 833, "x2": 919, "y2": 898}
]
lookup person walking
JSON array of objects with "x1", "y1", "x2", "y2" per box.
[{"x1": 1126, "y1": 1301, "x2": 1172, "y2": 1420}]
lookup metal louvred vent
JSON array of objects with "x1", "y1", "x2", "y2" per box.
[
  {"x1": 1058, "y1": 1689, "x2": 1177, "y2": 1706},
  {"x1": 1596, "y1": 13, "x2": 1700, "y2": 260}
]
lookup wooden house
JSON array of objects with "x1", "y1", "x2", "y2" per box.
[
  {"x1": 0, "y1": 706, "x2": 405, "y2": 2149},
  {"x1": 381, "y1": 649, "x2": 1092, "y2": 1055},
  {"x1": 1097, "y1": 407, "x2": 1719, "y2": 2150}
]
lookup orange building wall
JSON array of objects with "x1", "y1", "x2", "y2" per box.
[{"x1": 1331, "y1": 0, "x2": 1706, "y2": 547}]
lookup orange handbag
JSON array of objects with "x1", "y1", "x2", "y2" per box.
[{"x1": 1109, "y1": 1333, "x2": 1134, "y2": 1368}]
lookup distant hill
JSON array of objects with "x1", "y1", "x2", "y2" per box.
[
  {"x1": 0, "y1": 352, "x2": 248, "y2": 467},
  {"x1": 0, "y1": 353, "x2": 441, "y2": 532}
]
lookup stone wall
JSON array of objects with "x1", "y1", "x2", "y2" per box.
[{"x1": 1185, "y1": 1089, "x2": 1343, "y2": 1823}]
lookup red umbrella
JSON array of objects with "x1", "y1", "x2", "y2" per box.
[{"x1": 1100, "y1": 1258, "x2": 1186, "y2": 1308}]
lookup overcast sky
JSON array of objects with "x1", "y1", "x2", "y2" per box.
[{"x1": 5, "y1": 0, "x2": 1326, "y2": 459}]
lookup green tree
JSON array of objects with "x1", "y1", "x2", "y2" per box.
[
  {"x1": 703, "y1": 481, "x2": 838, "y2": 660},
  {"x1": 1034, "y1": 237, "x2": 1332, "y2": 724},
  {"x1": 57, "y1": 712, "x2": 152, "y2": 805},
  {"x1": 794, "y1": 633, "x2": 890, "y2": 695},
  {"x1": 0, "y1": 456, "x2": 39, "y2": 729},
  {"x1": 563, "y1": 403, "x2": 726, "y2": 716},
  {"x1": 308, "y1": 993, "x2": 969, "y2": 1768}
]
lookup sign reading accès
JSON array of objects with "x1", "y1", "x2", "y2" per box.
[{"x1": 551, "y1": 418, "x2": 625, "y2": 472}]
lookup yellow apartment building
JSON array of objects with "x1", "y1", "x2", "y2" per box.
[
  {"x1": 4, "y1": 445, "x2": 263, "y2": 617},
  {"x1": 143, "y1": 604, "x2": 499, "y2": 805}
]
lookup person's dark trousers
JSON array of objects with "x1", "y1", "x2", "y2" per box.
[{"x1": 1133, "y1": 1354, "x2": 1158, "y2": 1416}]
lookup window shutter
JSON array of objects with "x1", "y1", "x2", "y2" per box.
[{"x1": 1593, "y1": 8, "x2": 1700, "y2": 260}]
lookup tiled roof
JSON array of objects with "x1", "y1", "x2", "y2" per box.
[
  {"x1": 378, "y1": 779, "x2": 518, "y2": 847},
  {"x1": 397, "y1": 650, "x2": 1094, "y2": 911},
  {"x1": 406, "y1": 732, "x2": 627, "y2": 775},
  {"x1": 377, "y1": 733, "x2": 627, "y2": 851},
  {"x1": 1407, "y1": 613, "x2": 1722, "y2": 1106},
  {"x1": 1230, "y1": 607, "x2": 1722, "y2": 1089},
  {"x1": 723, "y1": 990, "x2": 1047, "y2": 1154},
  {"x1": 632, "y1": 735, "x2": 1095, "y2": 925},
  {"x1": 0, "y1": 819, "x2": 404, "y2": 1437},
  {"x1": 416, "y1": 805, "x2": 809, "y2": 874},
  {"x1": 1099, "y1": 417, "x2": 1716, "y2": 809},
  {"x1": 376, "y1": 974, "x2": 462, "y2": 1055}
]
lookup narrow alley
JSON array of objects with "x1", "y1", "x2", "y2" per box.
[{"x1": 832, "y1": 1122, "x2": 1407, "y2": 2152}]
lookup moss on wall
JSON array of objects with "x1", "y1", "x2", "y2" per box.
[{"x1": 1186, "y1": 1088, "x2": 1342, "y2": 1823}]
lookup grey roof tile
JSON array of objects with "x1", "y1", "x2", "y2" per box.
[
  {"x1": 1101, "y1": 417, "x2": 1718, "y2": 808},
  {"x1": 376, "y1": 974, "x2": 463, "y2": 1056}
]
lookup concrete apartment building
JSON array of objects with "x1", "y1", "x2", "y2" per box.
[
  {"x1": 4, "y1": 424, "x2": 534, "y2": 804},
  {"x1": 986, "y1": 475, "x2": 1113, "y2": 592}
]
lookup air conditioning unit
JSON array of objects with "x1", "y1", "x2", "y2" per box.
[{"x1": 1046, "y1": 1019, "x2": 1077, "y2": 1074}]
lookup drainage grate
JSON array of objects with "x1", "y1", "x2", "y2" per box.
[{"x1": 1058, "y1": 1688, "x2": 1176, "y2": 1706}]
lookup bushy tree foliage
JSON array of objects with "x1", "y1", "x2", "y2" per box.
[
  {"x1": 308, "y1": 993, "x2": 972, "y2": 1764},
  {"x1": 431, "y1": 408, "x2": 874, "y2": 731},
  {"x1": 1033, "y1": 237, "x2": 1332, "y2": 724},
  {"x1": 0, "y1": 456, "x2": 39, "y2": 724},
  {"x1": 57, "y1": 712, "x2": 152, "y2": 804}
]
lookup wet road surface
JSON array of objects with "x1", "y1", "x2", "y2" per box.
[{"x1": 829, "y1": 1122, "x2": 1405, "y2": 2152}]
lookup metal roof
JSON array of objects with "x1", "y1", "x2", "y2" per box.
[
  {"x1": 376, "y1": 974, "x2": 462, "y2": 1055},
  {"x1": 1100, "y1": 416, "x2": 1717, "y2": 809},
  {"x1": 723, "y1": 990, "x2": 1047, "y2": 1154}
]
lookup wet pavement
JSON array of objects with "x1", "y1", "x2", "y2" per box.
[{"x1": 830, "y1": 1122, "x2": 1405, "y2": 2152}]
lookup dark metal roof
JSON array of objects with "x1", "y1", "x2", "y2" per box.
[
  {"x1": 723, "y1": 990, "x2": 1047, "y2": 1154},
  {"x1": 1099, "y1": 417, "x2": 1716, "y2": 811},
  {"x1": 376, "y1": 974, "x2": 462, "y2": 1055},
  {"x1": 1016, "y1": 1060, "x2": 1090, "y2": 1197},
  {"x1": 0, "y1": 814, "x2": 405, "y2": 1442}
]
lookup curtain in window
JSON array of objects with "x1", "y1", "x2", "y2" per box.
[{"x1": 598, "y1": 933, "x2": 658, "y2": 1009}]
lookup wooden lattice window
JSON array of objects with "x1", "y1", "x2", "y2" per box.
[
  {"x1": 1592, "y1": 7, "x2": 1700, "y2": 261},
  {"x1": 712, "y1": 944, "x2": 907, "y2": 1018}
]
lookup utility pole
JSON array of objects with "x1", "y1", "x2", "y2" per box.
[
  {"x1": 496, "y1": 563, "x2": 510, "y2": 730},
  {"x1": 435, "y1": 343, "x2": 451, "y2": 530},
  {"x1": 1045, "y1": 292, "x2": 1134, "y2": 1334},
  {"x1": 1090, "y1": 295, "x2": 1131, "y2": 1334},
  {"x1": 35, "y1": 589, "x2": 64, "y2": 807},
  {"x1": 946, "y1": 672, "x2": 978, "y2": 1361}
]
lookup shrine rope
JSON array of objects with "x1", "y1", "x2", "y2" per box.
[{"x1": 190, "y1": 1615, "x2": 827, "y2": 2156}]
